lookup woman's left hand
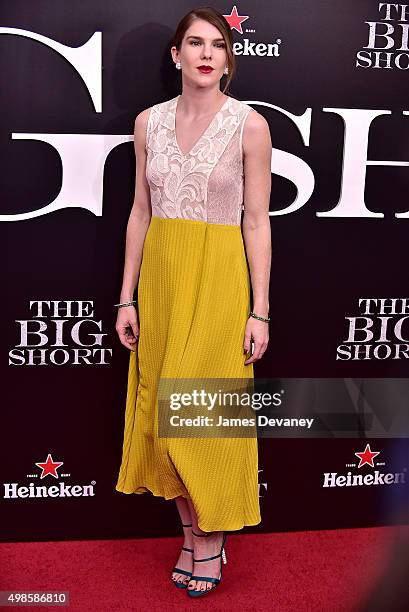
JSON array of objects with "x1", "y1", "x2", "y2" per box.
[{"x1": 243, "y1": 316, "x2": 269, "y2": 364}]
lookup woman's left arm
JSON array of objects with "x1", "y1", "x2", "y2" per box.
[{"x1": 241, "y1": 110, "x2": 272, "y2": 364}]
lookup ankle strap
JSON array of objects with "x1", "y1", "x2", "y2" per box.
[
  {"x1": 193, "y1": 551, "x2": 222, "y2": 562},
  {"x1": 182, "y1": 523, "x2": 192, "y2": 527}
]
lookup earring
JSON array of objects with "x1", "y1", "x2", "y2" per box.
[
  {"x1": 175, "y1": 61, "x2": 181, "y2": 69},
  {"x1": 223, "y1": 66, "x2": 228, "y2": 75}
]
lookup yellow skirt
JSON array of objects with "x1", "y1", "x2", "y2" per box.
[{"x1": 115, "y1": 216, "x2": 261, "y2": 532}]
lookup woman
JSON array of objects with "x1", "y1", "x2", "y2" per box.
[{"x1": 114, "y1": 6, "x2": 272, "y2": 598}]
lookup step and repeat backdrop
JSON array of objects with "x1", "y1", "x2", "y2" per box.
[{"x1": 1, "y1": 1, "x2": 408, "y2": 542}]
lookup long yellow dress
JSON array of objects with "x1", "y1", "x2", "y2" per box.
[{"x1": 115, "y1": 94, "x2": 261, "y2": 532}]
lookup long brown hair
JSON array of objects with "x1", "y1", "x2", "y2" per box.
[{"x1": 171, "y1": 6, "x2": 236, "y2": 94}]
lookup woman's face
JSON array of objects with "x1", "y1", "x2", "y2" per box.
[{"x1": 173, "y1": 18, "x2": 228, "y2": 86}]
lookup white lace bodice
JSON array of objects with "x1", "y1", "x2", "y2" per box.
[{"x1": 145, "y1": 94, "x2": 253, "y2": 225}]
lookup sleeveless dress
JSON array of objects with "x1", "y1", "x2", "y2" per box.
[{"x1": 115, "y1": 94, "x2": 262, "y2": 532}]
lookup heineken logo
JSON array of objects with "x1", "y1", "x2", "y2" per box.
[
  {"x1": 322, "y1": 443, "x2": 407, "y2": 488},
  {"x1": 3, "y1": 453, "x2": 96, "y2": 500}
]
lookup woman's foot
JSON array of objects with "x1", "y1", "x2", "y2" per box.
[
  {"x1": 187, "y1": 530, "x2": 225, "y2": 594},
  {"x1": 171, "y1": 524, "x2": 193, "y2": 587}
]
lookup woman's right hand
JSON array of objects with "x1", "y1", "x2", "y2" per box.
[{"x1": 115, "y1": 305, "x2": 140, "y2": 351}]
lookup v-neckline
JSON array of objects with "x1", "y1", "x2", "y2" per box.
[{"x1": 173, "y1": 94, "x2": 230, "y2": 158}]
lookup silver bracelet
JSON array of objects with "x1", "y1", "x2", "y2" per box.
[
  {"x1": 249, "y1": 311, "x2": 270, "y2": 323},
  {"x1": 114, "y1": 300, "x2": 137, "y2": 308}
]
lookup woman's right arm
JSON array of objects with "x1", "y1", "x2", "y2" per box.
[{"x1": 115, "y1": 108, "x2": 152, "y2": 351}]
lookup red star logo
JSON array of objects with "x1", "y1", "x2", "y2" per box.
[
  {"x1": 223, "y1": 5, "x2": 250, "y2": 34},
  {"x1": 354, "y1": 444, "x2": 381, "y2": 468},
  {"x1": 35, "y1": 453, "x2": 64, "y2": 479}
]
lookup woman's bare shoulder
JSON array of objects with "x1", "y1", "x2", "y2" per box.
[
  {"x1": 132, "y1": 106, "x2": 154, "y2": 149},
  {"x1": 134, "y1": 106, "x2": 153, "y2": 133},
  {"x1": 242, "y1": 108, "x2": 271, "y2": 154},
  {"x1": 243, "y1": 107, "x2": 269, "y2": 135}
]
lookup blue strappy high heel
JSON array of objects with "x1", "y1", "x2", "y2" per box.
[
  {"x1": 171, "y1": 522, "x2": 193, "y2": 589},
  {"x1": 187, "y1": 530, "x2": 227, "y2": 598}
]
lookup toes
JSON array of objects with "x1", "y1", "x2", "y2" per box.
[{"x1": 172, "y1": 572, "x2": 182, "y2": 583}]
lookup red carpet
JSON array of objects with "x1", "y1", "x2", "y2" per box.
[{"x1": 0, "y1": 526, "x2": 407, "y2": 611}]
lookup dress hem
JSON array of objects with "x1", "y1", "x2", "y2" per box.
[{"x1": 115, "y1": 485, "x2": 262, "y2": 532}]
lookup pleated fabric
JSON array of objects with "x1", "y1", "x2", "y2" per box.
[{"x1": 115, "y1": 216, "x2": 261, "y2": 531}]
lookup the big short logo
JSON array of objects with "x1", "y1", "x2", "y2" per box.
[
  {"x1": 0, "y1": 26, "x2": 128, "y2": 222},
  {"x1": 322, "y1": 443, "x2": 406, "y2": 488},
  {"x1": 337, "y1": 298, "x2": 409, "y2": 361},
  {"x1": 9, "y1": 300, "x2": 111, "y2": 366},
  {"x1": 223, "y1": 5, "x2": 282, "y2": 58},
  {"x1": 3, "y1": 21, "x2": 409, "y2": 222},
  {"x1": 3, "y1": 453, "x2": 96, "y2": 500},
  {"x1": 357, "y1": 2, "x2": 409, "y2": 69}
]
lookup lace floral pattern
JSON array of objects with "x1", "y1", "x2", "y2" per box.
[{"x1": 145, "y1": 95, "x2": 252, "y2": 225}]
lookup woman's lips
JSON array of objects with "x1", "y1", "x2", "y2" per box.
[{"x1": 197, "y1": 66, "x2": 214, "y2": 74}]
